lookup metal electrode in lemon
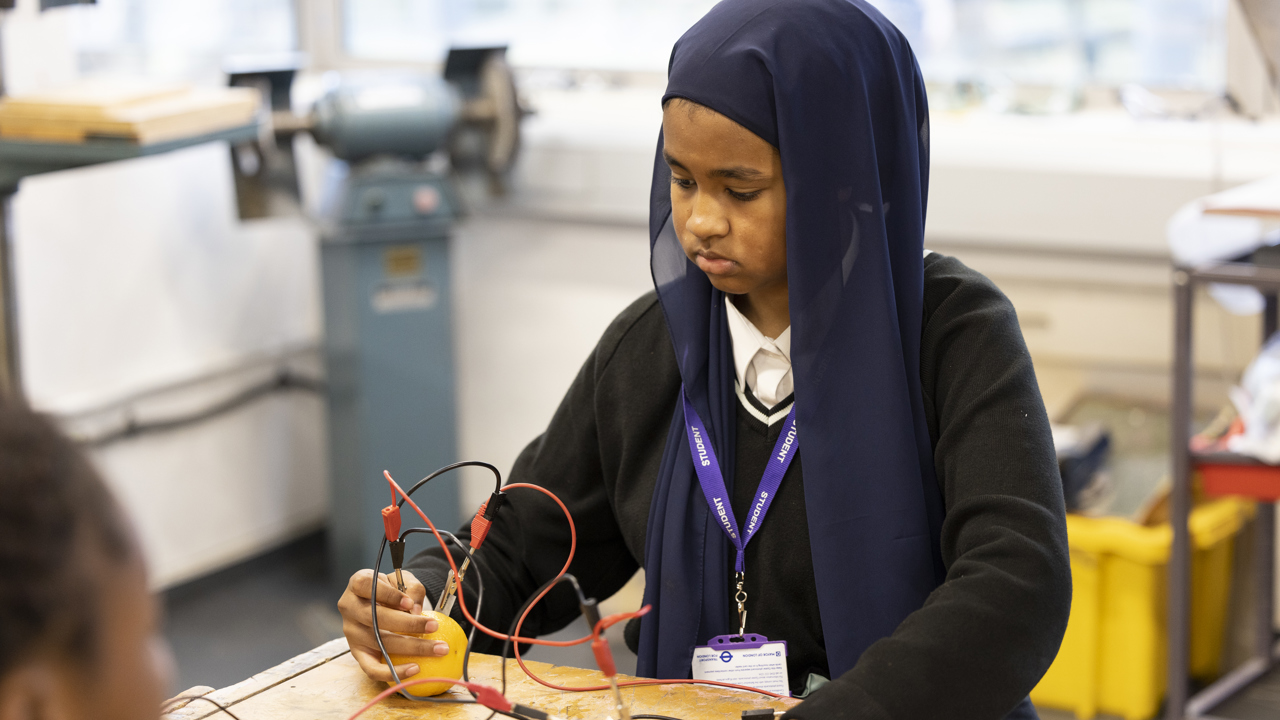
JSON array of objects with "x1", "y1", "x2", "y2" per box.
[{"x1": 387, "y1": 610, "x2": 468, "y2": 696}]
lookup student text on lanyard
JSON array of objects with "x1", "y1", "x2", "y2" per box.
[{"x1": 681, "y1": 388, "x2": 799, "y2": 636}]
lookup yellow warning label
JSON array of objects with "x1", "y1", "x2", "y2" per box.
[{"x1": 383, "y1": 246, "x2": 422, "y2": 278}]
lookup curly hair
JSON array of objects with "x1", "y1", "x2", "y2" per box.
[{"x1": 0, "y1": 404, "x2": 133, "y2": 677}]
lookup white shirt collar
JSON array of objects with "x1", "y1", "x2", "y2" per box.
[
  {"x1": 720, "y1": 250, "x2": 930, "y2": 410},
  {"x1": 725, "y1": 298, "x2": 793, "y2": 408}
]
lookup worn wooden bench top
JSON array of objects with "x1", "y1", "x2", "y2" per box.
[{"x1": 162, "y1": 639, "x2": 798, "y2": 720}]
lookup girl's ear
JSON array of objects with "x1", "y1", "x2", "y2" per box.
[{"x1": 0, "y1": 662, "x2": 76, "y2": 720}]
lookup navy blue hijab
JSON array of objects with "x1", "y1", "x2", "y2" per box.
[{"x1": 638, "y1": 0, "x2": 946, "y2": 682}]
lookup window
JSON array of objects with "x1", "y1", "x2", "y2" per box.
[
  {"x1": 343, "y1": 0, "x2": 721, "y2": 72},
  {"x1": 67, "y1": 0, "x2": 296, "y2": 83},
  {"x1": 342, "y1": 0, "x2": 1225, "y2": 92},
  {"x1": 59, "y1": 0, "x2": 1226, "y2": 95}
]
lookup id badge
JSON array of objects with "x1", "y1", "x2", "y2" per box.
[{"x1": 691, "y1": 634, "x2": 790, "y2": 697}]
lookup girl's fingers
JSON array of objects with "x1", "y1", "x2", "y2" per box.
[
  {"x1": 350, "y1": 645, "x2": 420, "y2": 682},
  {"x1": 350, "y1": 597, "x2": 436, "y2": 635},
  {"x1": 372, "y1": 632, "x2": 450, "y2": 657},
  {"x1": 397, "y1": 570, "x2": 428, "y2": 608},
  {"x1": 342, "y1": 613, "x2": 448, "y2": 656},
  {"x1": 339, "y1": 567, "x2": 449, "y2": 688},
  {"x1": 349, "y1": 569, "x2": 416, "y2": 611}
]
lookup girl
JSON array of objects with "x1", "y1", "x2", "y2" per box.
[
  {"x1": 338, "y1": 1, "x2": 1071, "y2": 717},
  {"x1": 0, "y1": 405, "x2": 172, "y2": 720}
]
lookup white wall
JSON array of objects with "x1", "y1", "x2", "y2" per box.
[
  {"x1": 4, "y1": 4, "x2": 327, "y2": 588},
  {"x1": 15, "y1": 146, "x2": 320, "y2": 411},
  {"x1": 508, "y1": 86, "x2": 1280, "y2": 401},
  {"x1": 450, "y1": 216, "x2": 653, "y2": 513},
  {"x1": 0, "y1": 0, "x2": 76, "y2": 95},
  {"x1": 88, "y1": 380, "x2": 326, "y2": 589},
  {"x1": 512, "y1": 83, "x2": 1280, "y2": 255},
  {"x1": 11, "y1": 147, "x2": 328, "y2": 588}
]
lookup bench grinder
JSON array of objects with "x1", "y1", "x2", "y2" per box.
[{"x1": 304, "y1": 49, "x2": 523, "y2": 582}]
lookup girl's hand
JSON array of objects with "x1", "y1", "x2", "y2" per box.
[{"x1": 336, "y1": 569, "x2": 449, "y2": 681}]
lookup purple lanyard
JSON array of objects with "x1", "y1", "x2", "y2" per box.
[
  {"x1": 681, "y1": 388, "x2": 798, "y2": 574},
  {"x1": 682, "y1": 388, "x2": 797, "y2": 635}
]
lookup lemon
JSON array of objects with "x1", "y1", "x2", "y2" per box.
[{"x1": 387, "y1": 610, "x2": 468, "y2": 696}]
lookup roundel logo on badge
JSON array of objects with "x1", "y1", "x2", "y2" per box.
[{"x1": 693, "y1": 634, "x2": 791, "y2": 697}]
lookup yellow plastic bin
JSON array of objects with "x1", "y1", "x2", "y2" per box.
[{"x1": 1030, "y1": 497, "x2": 1253, "y2": 720}]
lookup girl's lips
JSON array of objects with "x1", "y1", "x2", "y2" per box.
[{"x1": 695, "y1": 252, "x2": 737, "y2": 275}]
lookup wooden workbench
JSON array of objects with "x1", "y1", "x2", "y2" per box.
[{"x1": 162, "y1": 639, "x2": 798, "y2": 720}]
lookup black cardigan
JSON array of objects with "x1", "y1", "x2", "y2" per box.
[{"x1": 406, "y1": 252, "x2": 1071, "y2": 719}]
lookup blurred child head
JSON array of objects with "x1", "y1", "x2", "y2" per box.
[{"x1": 0, "y1": 405, "x2": 171, "y2": 720}]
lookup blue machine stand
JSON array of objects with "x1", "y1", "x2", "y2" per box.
[{"x1": 322, "y1": 160, "x2": 462, "y2": 582}]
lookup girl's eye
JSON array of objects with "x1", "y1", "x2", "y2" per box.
[
  {"x1": 728, "y1": 189, "x2": 762, "y2": 201},
  {"x1": 671, "y1": 177, "x2": 695, "y2": 190}
]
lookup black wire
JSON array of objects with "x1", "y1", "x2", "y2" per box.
[
  {"x1": 399, "y1": 461, "x2": 502, "y2": 508},
  {"x1": 368, "y1": 461, "x2": 502, "y2": 703},
  {"x1": 499, "y1": 576, "x2": 555, "y2": 695},
  {"x1": 370, "y1": 534, "x2": 475, "y2": 704},
  {"x1": 400, "y1": 528, "x2": 487, "y2": 685},
  {"x1": 372, "y1": 466, "x2": 680, "y2": 720},
  {"x1": 498, "y1": 573, "x2": 588, "y2": 695},
  {"x1": 366, "y1": 462, "x2": 523, "y2": 713},
  {"x1": 161, "y1": 694, "x2": 245, "y2": 719},
  {"x1": 500, "y1": 576, "x2": 555, "y2": 694}
]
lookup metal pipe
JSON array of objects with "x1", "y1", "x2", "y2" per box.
[
  {"x1": 1256, "y1": 295, "x2": 1278, "y2": 665},
  {"x1": 54, "y1": 342, "x2": 320, "y2": 423},
  {"x1": 1194, "y1": 263, "x2": 1280, "y2": 291},
  {"x1": 1186, "y1": 656, "x2": 1271, "y2": 717},
  {"x1": 1167, "y1": 268, "x2": 1195, "y2": 720},
  {"x1": 0, "y1": 191, "x2": 23, "y2": 403},
  {"x1": 1255, "y1": 503, "x2": 1277, "y2": 661}
]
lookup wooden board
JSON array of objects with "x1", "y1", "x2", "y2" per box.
[
  {"x1": 0, "y1": 83, "x2": 259, "y2": 145},
  {"x1": 162, "y1": 639, "x2": 798, "y2": 720},
  {"x1": 0, "y1": 81, "x2": 190, "y2": 120}
]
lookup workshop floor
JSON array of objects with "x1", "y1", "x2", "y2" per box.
[{"x1": 162, "y1": 530, "x2": 342, "y2": 693}]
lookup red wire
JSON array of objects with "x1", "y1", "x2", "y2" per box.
[
  {"x1": 344, "y1": 677, "x2": 500, "y2": 720},
  {"x1": 475, "y1": 482, "x2": 584, "y2": 644},
  {"x1": 382, "y1": 471, "x2": 786, "y2": 700},
  {"x1": 385, "y1": 472, "x2": 585, "y2": 646},
  {"x1": 510, "y1": 605, "x2": 783, "y2": 698}
]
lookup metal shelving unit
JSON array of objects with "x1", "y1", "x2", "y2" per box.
[
  {"x1": 0, "y1": 124, "x2": 259, "y2": 401},
  {"x1": 1168, "y1": 262, "x2": 1280, "y2": 719}
]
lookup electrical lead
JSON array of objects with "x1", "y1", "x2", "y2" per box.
[
  {"x1": 583, "y1": 597, "x2": 631, "y2": 720},
  {"x1": 434, "y1": 557, "x2": 471, "y2": 616},
  {"x1": 382, "y1": 503, "x2": 406, "y2": 592},
  {"x1": 389, "y1": 540, "x2": 407, "y2": 593},
  {"x1": 437, "y1": 489, "x2": 507, "y2": 616}
]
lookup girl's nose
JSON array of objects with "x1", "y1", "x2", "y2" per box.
[{"x1": 685, "y1": 191, "x2": 729, "y2": 240}]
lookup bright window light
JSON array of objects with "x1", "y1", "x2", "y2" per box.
[
  {"x1": 343, "y1": 0, "x2": 1226, "y2": 92},
  {"x1": 66, "y1": 0, "x2": 296, "y2": 83}
]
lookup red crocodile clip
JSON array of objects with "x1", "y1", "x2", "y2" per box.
[
  {"x1": 471, "y1": 683, "x2": 512, "y2": 712},
  {"x1": 591, "y1": 637, "x2": 617, "y2": 678},
  {"x1": 381, "y1": 505, "x2": 401, "y2": 543},
  {"x1": 470, "y1": 500, "x2": 493, "y2": 550}
]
